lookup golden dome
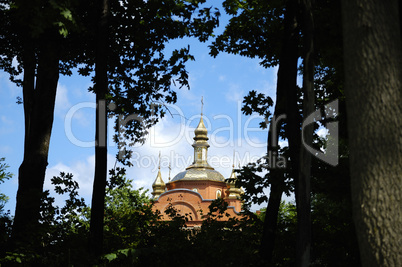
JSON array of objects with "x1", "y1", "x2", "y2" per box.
[
  {"x1": 152, "y1": 169, "x2": 165, "y2": 187},
  {"x1": 169, "y1": 113, "x2": 225, "y2": 183},
  {"x1": 194, "y1": 116, "x2": 208, "y2": 141},
  {"x1": 171, "y1": 168, "x2": 225, "y2": 182}
]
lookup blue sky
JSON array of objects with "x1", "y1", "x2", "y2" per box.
[{"x1": 0, "y1": 4, "x2": 285, "y2": 213}]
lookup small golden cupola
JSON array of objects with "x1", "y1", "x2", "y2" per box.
[
  {"x1": 152, "y1": 152, "x2": 165, "y2": 199},
  {"x1": 227, "y1": 153, "x2": 241, "y2": 199}
]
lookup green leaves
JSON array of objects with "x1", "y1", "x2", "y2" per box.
[
  {"x1": 0, "y1": 158, "x2": 12, "y2": 215},
  {"x1": 60, "y1": 8, "x2": 73, "y2": 21},
  {"x1": 103, "y1": 252, "x2": 117, "y2": 262},
  {"x1": 210, "y1": 0, "x2": 283, "y2": 67},
  {"x1": 103, "y1": 0, "x2": 220, "y2": 165},
  {"x1": 1, "y1": 165, "x2": 266, "y2": 266},
  {"x1": 242, "y1": 90, "x2": 273, "y2": 129},
  {"x1": 103, "y1": 168, "x2": 157, "y2": 252},
  {"x1": 102, "y1": 248, "x2": 137, "y2": 264},
  {"x1": 53, "y1": 4, "x2": 76, "y2": 37},
  {"x1": 0, "y1": 157, "x2": 12, "y2": 183}
]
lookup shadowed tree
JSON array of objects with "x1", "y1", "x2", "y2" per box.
[
  {"x1": 342, "y1": 0, "x2": 402, "y2": 265},
  {"x1": 211, "y1": 1, "x2": 301, "y2": 263},
  {"x1": 0, "y1": 0, "x2": 219, "y2": 251},
  {"x1": 0, "y1": 0, "x2": 87, "y2": 248},
  {"x1": 86, "y1": 0, "x2": 220, "y2": 256},
  {"x1": 212, "y1": 1, "x2": 358, "y2": 265},
  {"x1": 295, "y1": 0, "x2": 315, "y2": 265},
  {"x1": 89, "y1": 0, "x2": 110, "y2": 257}
]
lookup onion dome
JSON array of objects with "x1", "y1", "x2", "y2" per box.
[
  {"x1": 194, "y1": 116, "x2": 208, "y2": 141},
  {"x1": 170, "y1": 111, "x2": 225, "y2": 183}
]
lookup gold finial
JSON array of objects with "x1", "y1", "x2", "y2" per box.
[
  {"x1": 158, "y1": 151, "x2": 161, "y2": 170},
  {"x1": 168, "y1": 161, "x2": 171, "y2": 181},
  {"x1": 201, "y1": 96, "x2": 204, "y2": 116},
  {"x1": 233, "y1": 150, "x2": 235, "y2": 168},
  {"x1": 229, "y1": 151, "x2": 237, "y2": 180}
]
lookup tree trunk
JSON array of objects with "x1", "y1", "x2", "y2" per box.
[
  {"x1": 296, "y1": 0, "x2": 314, "y2": 266},
  {"x1": 259, "y1": 0, "x2": 299, "y2": 264},
  {"x1": 12, "y1": 43, "x2": 60, "y2": 248},
  {"x1": 89, "y1": 0, "x2": 109, "y2": 257},
  {"x1": 260, "y1": 172, "x2": 284, "y2": 264},
  {"x1": 342, "y1": 0, "x2": 402, "y2": 265}
]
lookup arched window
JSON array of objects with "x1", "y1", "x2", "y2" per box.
[{"x1": 216, "y1": 189, "x2": 222, "y2": 199}]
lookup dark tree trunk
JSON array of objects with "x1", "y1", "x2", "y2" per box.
[
  {"x1": 89, "y1": 0, "x2": 109, "y2": 257},
  {"x1": 260, "y1": 171, "x2": 284, "y2": 264},
  {"x1": 259, "y1": 0, "x2": 299, "y2": 264},
  {"x1": 296, "y1": 0, "x2": 315, "y2": 266},
  {"x1": 342, "y1": 0, "x2": 402, "y2": 265},
  {"x1": 12, "y1": 42, "x2": 60, "y2": 248}
]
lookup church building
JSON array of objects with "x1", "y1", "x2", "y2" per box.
[{"x1": 151, "y1": 113, "x2": 242, "y2": 227}]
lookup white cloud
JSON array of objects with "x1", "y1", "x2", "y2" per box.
[
  {"x1": 70, "y1": 104, "x2": 95, "y2": 128},
  {"x1": 125, "y1": 117, "x2": 195, "y2": 192},
  {"x1": 56, "y1": 83, "x2": 95, "y2": 131},
  {"x1": 71, "y1": 81, "x2": 94, "y2": 101},
  {"x1": 258, "y1": 80, "x2": 277, "y2": 98},
  {"x1": 176, "y1": 84, "x2": 197, "y2": 103},
  {"x1": 55, "y1": 83, "x2": 72, "y2": 116},
  {"x1": 225, "y1": 83, "x2": 244, "y2": 103},
  {"x1": 63, "y1": 102, "x2": 96, "y2": 148}
]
